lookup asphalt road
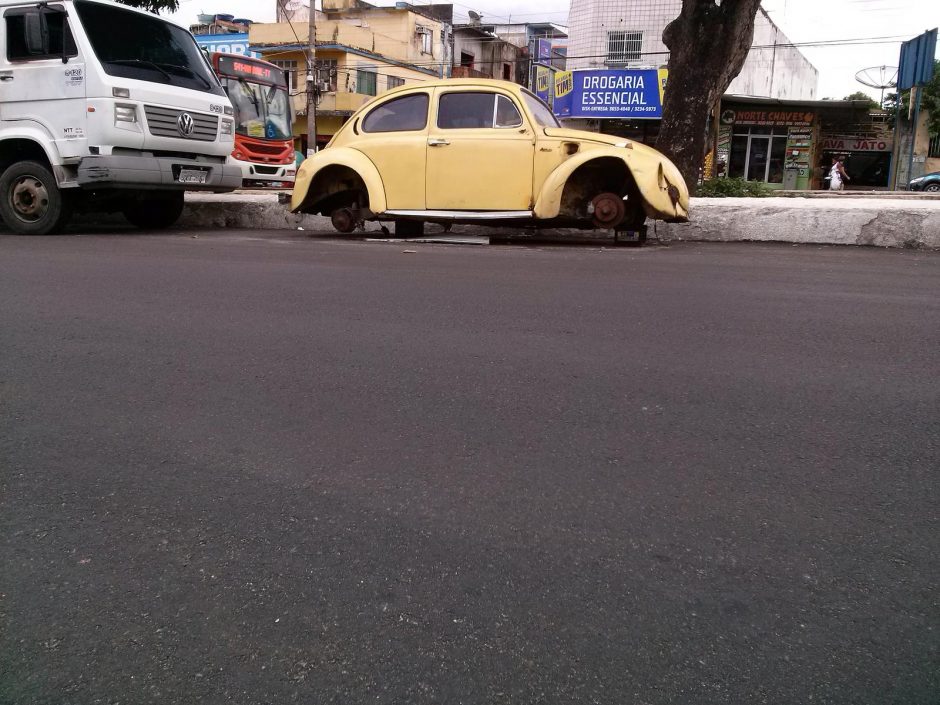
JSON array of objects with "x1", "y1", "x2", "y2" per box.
[{"x1": 1, "y1": 231, "x2": 938, "y2": 704}]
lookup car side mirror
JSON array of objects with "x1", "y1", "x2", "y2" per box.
[{"x1": 24, "y1": 13, "x2": 49, "y2": 56}]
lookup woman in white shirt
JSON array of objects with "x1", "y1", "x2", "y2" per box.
[{"x1": 829, "y1": 156, "x2": 850, "y2": 191}]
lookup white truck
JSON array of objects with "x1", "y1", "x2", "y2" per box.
[{"x1": 0, "y1": 0, "x2": 241, "y2": 234}]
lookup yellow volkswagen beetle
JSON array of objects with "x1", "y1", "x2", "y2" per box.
[{"x1": 291, "y1": 79, "x2": 689, "y2": 237}]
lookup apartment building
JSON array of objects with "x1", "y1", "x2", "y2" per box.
[
  {"x1": 565, "y1": 0, "x2": 817, "y2": 100},
  {"x1": 249, "y1": 0, "x2": 452, "y2": 149}
]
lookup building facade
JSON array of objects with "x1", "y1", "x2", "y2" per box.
[
  {"x1": 249, "y1": 0, "x2": 451, "y2": 150},
  {"x1": 452, "y1": 25, "x2": 525, "y2": 82},
  {"x1": 565, "y1": 0, "x2": 817, "y2": 100}
]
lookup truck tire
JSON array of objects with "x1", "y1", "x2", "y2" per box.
[
  {"x1": 0, "y1": 160, "x2": 73, "y2": 235},
  {"x1": 123, "y1": 192, "x2": 185, "y2": 230}
]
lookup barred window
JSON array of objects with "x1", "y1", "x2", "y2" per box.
[
  {"x1": 387, "y1": 75, "x2": 405, "y2": 89},
  {"x1": 269, "y1": 60, "x2": 297, "y2": 92},
  {"x1": 929, "y1": 134, "x2": 940, "y2": 159},
  {"x1": 318, "y1": 59, "x2": 337, "y2": 91},
  {"x1": 606, "y1": 31, "x2": 642, "y2": 65}
]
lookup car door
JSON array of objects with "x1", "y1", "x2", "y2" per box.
[
  {"x1": 0, "y1": 4, "x2": 88, "y2": 160},
  {"x1": 348, "y1": 91, "x2": 430, "y2": 210},
  {"x1": 426, "y1": 89, "x2": 535, "y2": 211}
]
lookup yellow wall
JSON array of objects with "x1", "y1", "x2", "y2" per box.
[
  {"x1": 250, "y1": 8, "x2": 445, "y2": 69},
  {"x1": 912, "y1": 109, "x2": 940, "y2": 175},
  {"x1": 250, "y1": 11, "x2": 444, "y2": 141}
]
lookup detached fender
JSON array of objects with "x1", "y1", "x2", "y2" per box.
[
  {"x1": 291, "y1": 147, "x2": 387, "y2": 214},
  {"x1": 533, "y1": 147, "x2": 689, "y2": 222}
]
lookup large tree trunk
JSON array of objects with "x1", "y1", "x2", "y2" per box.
[{"x1": 658, "y1": 0, "x2": 762, "y2": 190}]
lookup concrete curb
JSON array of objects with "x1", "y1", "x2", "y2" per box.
[
  {"x1": 653, "y1": 198, "x2": 940, "y2": 250},
  {"x1": 182, "y1": 194, "x2": 940, "y2": 250}
]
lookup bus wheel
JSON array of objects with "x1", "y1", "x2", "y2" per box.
[
  {"x1": 0, "y1": 161, "x2": 73, "y2": 235},
  {"x1": 123, "y1": 192, "x2": 185, "y2": 230}
]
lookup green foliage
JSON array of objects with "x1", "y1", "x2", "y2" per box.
[
  {"x1": 843, "y1": 91, "x2": 879, "y2": 110},
  {"x1": 697, "y1": 177, "x2": 773, "y2": 198},
  {"x1": 115, "y1": 0, "x2": 180, "y2": 12}
]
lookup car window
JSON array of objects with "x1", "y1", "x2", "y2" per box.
[
  {"x1": 495, "y1": 95, "x2": 523, "y2": 128},
  {"x1": 522, "y1": 91, "x2": 561, "y2": 128},
  {"x1": 362, "y1": 93, "x2": 429, "y2": 133},
  {"x1": 438, "y1": 92, "x2": 525, "y2": 130}
]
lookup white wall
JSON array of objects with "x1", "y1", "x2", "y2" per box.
[{"x1": 565, "y1": 0, "x2": 817, "y2": 100}]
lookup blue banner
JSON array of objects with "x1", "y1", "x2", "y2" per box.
[
  {"x1": 553, "y1": 69, "x2": 665, "y2": 119},
  {"x1": 535, "y1": 38, "x2": 553, "y2": 66},
  {"x1": 898, "y1": 28, "x2": 937, "y2": 89},
  {"x1": 195, "y1": 33, "x2": 259, "y2": 58},
  {"x1": 535, "y1": 66, "x2": 552, "y2": 102}
]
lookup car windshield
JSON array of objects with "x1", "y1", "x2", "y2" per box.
[
  {"x1": 74, "y1": 1, "x2": 223, "y2": 96},
  {"x1": 222, "y1": 79, "x2": 293, "y2": 140},
  {"x1": 523, "y1": 91, "x2": 561, "y2": 128}
]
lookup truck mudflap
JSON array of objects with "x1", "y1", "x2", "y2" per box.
[{"x1": 77, "y1": 155, "x2": 241, "y2": 192}]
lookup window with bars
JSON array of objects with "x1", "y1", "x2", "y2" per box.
[
  {"x1": 387, "y1": 75, "x2": 405, "y2": 90},
  {"x1": 318, "y1": 59, "x2": 337, "y2": 91},
  {"x1": 269, "y1": 60, "x2": 298, "y2": 92},
  {"x1": 356, "y1": 69, "x2": 377, "y2": 96},
  {"x1": 930, "y1": 134, "x2": 940, "y2": 159},
  {"x1": 606, "y1": 31, "x2": 642, "y2": 66}
]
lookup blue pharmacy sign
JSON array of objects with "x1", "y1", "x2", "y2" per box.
[
  {"x1": 553, "y1": 69, "x2": 666, "y2": 119},
  {"x1": 195, "y1": 33, "x2": 259, "y2": 58}
]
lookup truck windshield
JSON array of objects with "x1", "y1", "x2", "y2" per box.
[
  {"x1": 221, "y1": 79, "x2": 293, "y2": 140},
  {"x1": 74, "y1": 1, "x2": 223, "y2": 96}
]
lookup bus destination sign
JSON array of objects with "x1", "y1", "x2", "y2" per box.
[{"x1": 217, "y1": 56, "x2": 285, "y2": 87}]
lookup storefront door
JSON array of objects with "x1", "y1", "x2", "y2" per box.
[
  {"x1": 729, "y1": 126, "x2": 788, "y2": 183},
  {"x1": 746, "y1": 136, "x2": 770, "y2": 181}
]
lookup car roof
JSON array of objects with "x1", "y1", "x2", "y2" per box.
[{"x1": 382, "y1": 78, "x2": 527, "y2": 97}]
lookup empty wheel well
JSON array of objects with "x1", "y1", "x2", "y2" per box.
[
  {"x1": 560, "y1": 157, "x2": 642, "y2": 218},
  {"x1": 0, "y1": 139, "x2": 52, "y2": 175},
  {"x1": 299, "y1": 165, "x2": 369, "y2": 215}
]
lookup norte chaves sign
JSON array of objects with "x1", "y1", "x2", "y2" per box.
[{"x1": 553, "y1": 69, "x2": 668, "y2": 119}]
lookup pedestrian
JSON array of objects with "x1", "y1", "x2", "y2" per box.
[{"x1": 829, "y1": 155, "x2": 850, "y2": 191}]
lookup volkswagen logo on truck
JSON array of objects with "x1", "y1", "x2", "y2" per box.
[{"x1": 177, "y1": 112, "x2": 196, "y2": 137}]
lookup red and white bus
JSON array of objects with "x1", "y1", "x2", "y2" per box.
[{"x1": 208, "y1": 53, "x2": 296, "y2": 188}]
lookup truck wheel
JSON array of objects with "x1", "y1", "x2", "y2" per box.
[
  {"x1": 0, "y1": 161, "x2": 73, "y2": 235},
  {"x1": 394, "y1": 219, "x2": 424, "y2": 237},
  {"x1": 123, "y1": 192, "x2": 185, "y2": 230}
]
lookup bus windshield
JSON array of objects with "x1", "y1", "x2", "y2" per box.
[
  {"x1": 74, "y1": 1, "x2": 223, "y2": 96},
  {"x1": 216, "y1": 58, "x2": 293, "y2": 140}
]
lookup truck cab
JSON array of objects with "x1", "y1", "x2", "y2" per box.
[{"x1": 0, "y1": 0, "x2": 242, "y2": 234}]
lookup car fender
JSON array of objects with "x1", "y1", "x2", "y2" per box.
[
  {"x1": 533, "y1": 147, "x2": 689, "y2": 222},
  {"x1": 291, "y1": 147, "x2": 387, "y2": 214}
]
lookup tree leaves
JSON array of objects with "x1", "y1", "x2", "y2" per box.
[{"x1": 115, "y1": 0, "x2": 180, "y2": 12}]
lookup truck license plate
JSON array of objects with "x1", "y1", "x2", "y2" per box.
[{"x1": 178, "y1": 168, "x2": 208, "y2": 184}]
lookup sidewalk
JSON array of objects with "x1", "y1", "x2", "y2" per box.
[{"x1": 182, "y1": 193, "x2": 940, "y2": 250}]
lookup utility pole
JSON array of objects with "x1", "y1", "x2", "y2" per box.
[{"x1": 306, "y1": 0, "x2": 318, "y2": 156}]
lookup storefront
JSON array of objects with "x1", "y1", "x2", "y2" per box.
[
  {"x1": 720, "y1": 105, "x2": 817, "y2": 190},
  {"x1": 717, "y1": 96, "x2": 890, "y2": 190},
  {"x1": 819, "y1": 135, "x2": 893, "y2": 188}
]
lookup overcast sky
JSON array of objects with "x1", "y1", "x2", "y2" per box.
[{"x1": 169, "y1": 0, "x2": 939, "y2": 100}]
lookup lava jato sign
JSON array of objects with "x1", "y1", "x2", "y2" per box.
[{"x1": 553, "y1": 69, "x2": 667, "y2": 119}]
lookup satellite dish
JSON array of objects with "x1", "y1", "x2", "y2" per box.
[
  {"x1": 468, "y1": 10, "x2": 481, "y2": 20},
  {"x1": 855, "y1": 65, "x2": 899, "y2": 107}
]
